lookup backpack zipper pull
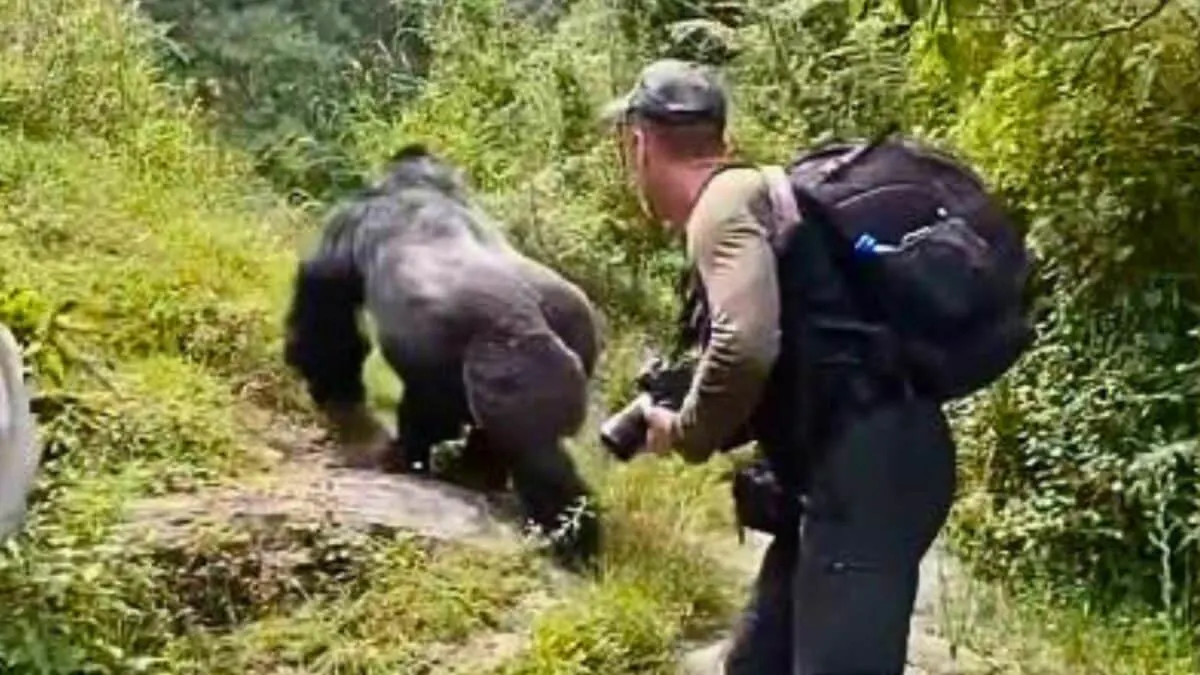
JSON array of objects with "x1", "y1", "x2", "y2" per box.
[{"x1": 853, "y1": 233, "x2": 898, "y2": 256}]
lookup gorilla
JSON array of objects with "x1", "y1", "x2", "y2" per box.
[{"x1": 283, "y1": 144, "x2": 604, "y2": 568}]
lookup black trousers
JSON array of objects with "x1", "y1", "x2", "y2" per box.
[{"x1": 724, "y1": 399, "x2": 957, "y2": 675}]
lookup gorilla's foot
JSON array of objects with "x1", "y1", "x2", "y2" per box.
[
  {"x1": 517, "y1": 488, "x2": 603, "y2": 575},
  {"x1": 376, "y1": 441, "x2": 434, "y2": 477},
  {"x1": 437, "y1": 429, "x2": 511, "y2": 494},
  {"x1": 495, "y1": 436, "x2": 602, "y2": 574},
  {"x1": 319, "y1": 401, "x2": 394, "y2": 469}
]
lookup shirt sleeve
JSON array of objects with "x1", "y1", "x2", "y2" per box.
[{"x1": 671, "y1": 169, "x2": 782, "y2": 462}]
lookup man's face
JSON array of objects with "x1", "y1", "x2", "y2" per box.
[{"x1": 615, "y1": 120, "x2": 667, "y2": 225}]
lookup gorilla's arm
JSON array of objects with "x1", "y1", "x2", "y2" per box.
[
  {"x1": 283, "y1": 203, "x2": 372, "y2": 408},
  {"x1": 508, "y1": 255, "x2": 605, "y2": 379},
  {"x1": 462, "y1": 325, "x2": 598, "y2": 565}
]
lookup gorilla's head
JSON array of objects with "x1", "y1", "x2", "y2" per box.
[{"x1": 376, "y1": 144, "x2": 470, "y2": 203}]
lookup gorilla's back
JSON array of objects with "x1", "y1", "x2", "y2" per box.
[{"x1": 353, "y1": 195, "x2": 550, "y2": 371}]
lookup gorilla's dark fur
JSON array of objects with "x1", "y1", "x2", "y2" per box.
[{"x1": 284, "y1": 144, "x2": 604, "y2": 566}]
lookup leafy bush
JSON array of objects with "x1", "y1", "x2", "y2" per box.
[
  {"x1": 140, "y1": 0, "x2": 434, "y2": 201},
  {"x1": 918, "y1": 2, "x2": 1200, "y2": 620}
]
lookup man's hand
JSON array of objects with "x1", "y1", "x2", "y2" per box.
[{"x1": 644, "y1": 404, "x2": 680, "y2": 456}]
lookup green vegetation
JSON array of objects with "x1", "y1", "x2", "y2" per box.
[
  {"x1": 140, "y1": 0, "x2": 434, "y2": 202},
  {"x1": 1, "y1": 0, "x2": 1197, "y2": 673}
]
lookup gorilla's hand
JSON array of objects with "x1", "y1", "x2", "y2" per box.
[{"x1": 319, "y1": 401, "x2": 393, "y2": 469}]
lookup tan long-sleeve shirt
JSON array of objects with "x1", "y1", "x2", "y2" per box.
[{"x1": 671, "y1": 167, "x2": 782, "y2": 462}]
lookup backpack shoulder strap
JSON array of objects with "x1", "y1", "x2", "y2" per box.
[
  {"x1": 673, "y1": 160, "x2": 805, "y2": 358},
  {"x1": 759, "y1": 165, "x2": 803, "y2": 252}
]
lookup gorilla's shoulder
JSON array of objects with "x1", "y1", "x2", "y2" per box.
[{"x1": 324, "y1": 186, "x2": 414, "y2": 229}]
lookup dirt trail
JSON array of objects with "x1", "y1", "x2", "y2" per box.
[{"x1": 679, "y1": 532, "x2": 997, "y2": 675}]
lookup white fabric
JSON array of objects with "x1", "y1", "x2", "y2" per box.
[{"x1": 0, "y1": 323, "x2": 40, "y2": 542}]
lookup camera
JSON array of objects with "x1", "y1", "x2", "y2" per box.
[
  {"x1": 599, "y1": 352, "x2": 757, "y2": 460},
  {"x1": 600, "y1": 353, "x2": 800, "y2": 536},
  {"x1": 598, "y1": 354, "x2": 698, "y2": 461}
]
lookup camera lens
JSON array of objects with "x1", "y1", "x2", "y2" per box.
[{"x1": 598, "y1": 394, "x2": 651, "y2": 461}]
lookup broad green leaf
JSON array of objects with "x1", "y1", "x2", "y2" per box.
[
  {"x1": 897, "y1": 0, "x2": 922, "y2": 21},
  {"x1": 936, "y1": 31, "x2": 960, "y2": 66}
]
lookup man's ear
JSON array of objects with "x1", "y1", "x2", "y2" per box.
[
  {"x1": 632, "y1": 127, "x2": 649, "y2": 171},
  {"x1": 612, "y1": 125, "x2": 634, "y2": 173}
]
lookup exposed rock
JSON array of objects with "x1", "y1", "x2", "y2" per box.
[
  {"x1": 121, "y1": 463, "x2": 524, "y2": 551},
  {"x1": 111, "y1": 445, "x2": 541, "y2": 636}
]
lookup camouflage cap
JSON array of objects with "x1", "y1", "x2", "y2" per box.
[{"x1": 601, "y1": 58, "x2": 729, "y2": 127}]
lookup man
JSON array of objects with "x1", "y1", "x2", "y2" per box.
[
  {"x1": 601, "y1": 59, "x2": 957, "y2": 674},
  {"x1": 602, "y1": 59, "x2": 782, "y2": 464}
]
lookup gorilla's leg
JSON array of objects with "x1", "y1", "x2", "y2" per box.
[
  {"x1": 385, "y1": 373, "x2": 471, "y2": 475},
  {"x1": 506, "y1": 435, "x2": 600, "y2": 570},
  {"x1": 439, "y1": 427, "x2": 511, "y2": 493},
  {"x1": 283, "y1": 259, "x2": 393, "y2": 467},
  {"x1": 462, "y1": 328, "x2": 600, "y2": 570}
]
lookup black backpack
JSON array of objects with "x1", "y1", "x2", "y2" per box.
[{"x1": 767, "y1": 130, "x2": 1036, "y2": 403}]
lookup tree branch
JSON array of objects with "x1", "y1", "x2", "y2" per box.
[
  {"x1": 1180, "y1": 4, "x2": 1200, "y2": 32},
  {"x1": 959, "y1": 0, "x2": 1077, "y2": 21},
  {"x1": 1047, "y1": 0, "x2": 1173, "y2": 41},
  {"x1": 1008, "y1": 0, "x2": 1175, "y2": 43}
]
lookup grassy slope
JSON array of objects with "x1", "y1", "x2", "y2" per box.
[{"x1": 0, "y1": 0, "x2": 310, "y2": 670}]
